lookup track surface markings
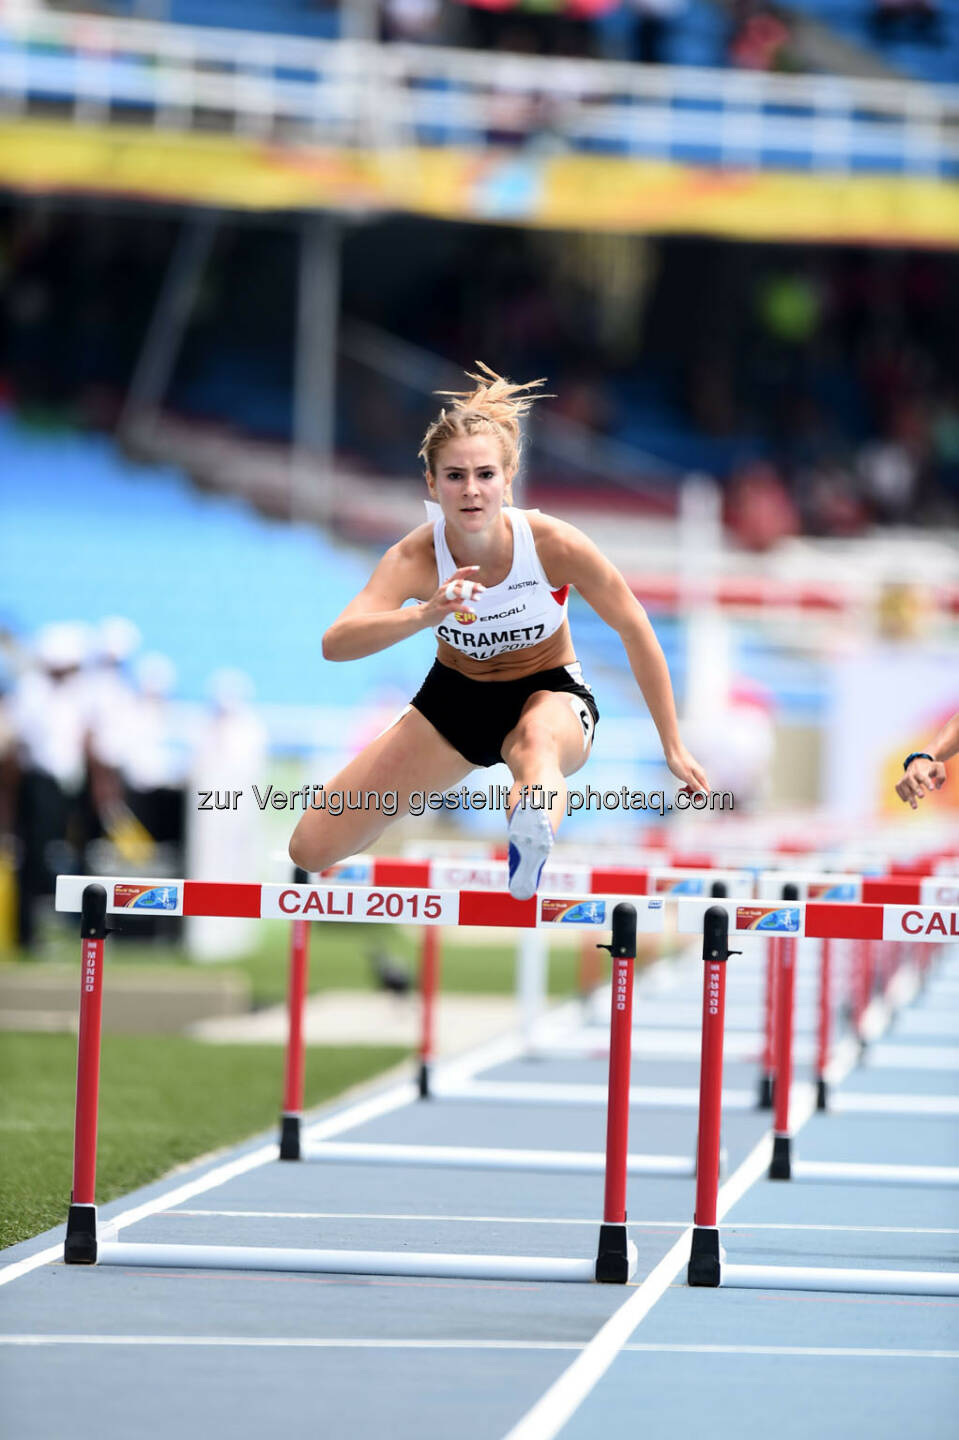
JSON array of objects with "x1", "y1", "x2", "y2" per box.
[
  {"x1": 0, "y1": 1336, "x2": 956, "y2": 1361},
  {"x1": 502, "y1": 1033, "x2": 871, "y2": 1440}
]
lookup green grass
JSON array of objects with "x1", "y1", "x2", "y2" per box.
[
  {"x1": 0, "y1": 1032, "x2": 408, "y2": 1251},
  {"x1": 1, "y1": 921, "x2": 589, "y2": 1007}
]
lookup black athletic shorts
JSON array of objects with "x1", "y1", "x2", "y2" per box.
[{"x1": 410, "y1": 660, "x2": 600, "y2": 769}]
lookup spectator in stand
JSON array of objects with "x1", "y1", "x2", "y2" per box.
[
  {"x1": 728, "y1": 0, "x2": 793, "y2": 69},
  {"x1": 10, "y1": 623, "x2": 92, "y2": 949},
  {"x1": 124, "y1": 653, "x2": 188, "y2": 853},
  {"x1": 932, "y1": 385, "x2": 959, "y2": 502},
  {"x1": 798, "y1": 461, "x2": 868, "y2": 538},
  {"x1": 0, "y1": 660, "x2": 17, "y2": 948},
  {"x1": 83, "y1": 616, "x2": 147, "y2": 860},
  {"x1": 872, "y1": 0, "x2": 941, "y2": 43},
  {"x1": 856, "y1": 437, "x2": 918, "y2": 525},
  {"x1": 724, "y1": 459, "x2": 800, "y2": 551},
  {"x1": 381, "y1": 0, "x2": 444, "y2": 44},
  {"x1": 626, "y1": 0, "x2": 687, "y2": 65}
]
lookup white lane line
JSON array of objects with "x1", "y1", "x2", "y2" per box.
[
  {"x1": 619, "y1": 1344, "x2": 959, "y2": 1359},
  {"x1": 162, "y1": 1212, "x2": 959, "y2": 1236},
  {"x1": 500, "y1": 1141, "x2": 769, "y2": 1440},
  {"x1": 866, "y1": 1044, "x2": 959, "y2": 1072},
  {"x1": 0, "y1": 1335, "x2": 580, "y2": 1351},
  {"x1": 502, "y1": 1032, "x2": 864, "y2": 1440},
  {"x1": 0, "y1": 1014, "x2": 546, "y2": 1291},
  {"x1": 0, "y1": 1086, "x2": 413, "y2": 1291},
  {"x1": 0, "y1": 1336, "x2": 955, "y2": 1360},
  {"x1": 834, "y1": 1094, "x2": 959, "y2": 1117},
  {"x1": 164, "y1": 1210, "x2": 675, "y2": 1227}
]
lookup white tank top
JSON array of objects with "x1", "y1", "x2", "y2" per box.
[{"x1": 429, "y1": 504, "x2": 569, "y2": 663}]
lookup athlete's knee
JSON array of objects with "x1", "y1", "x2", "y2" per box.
[
  {"x1": 288, "y1": 827, "x2": 313, "y2": 873},
  {"x1": 288, "y1": 823, "x2": 335, "y2": 874},
  {"x1": 510, "y1": 713, "x2": 560, "y2": 758}
]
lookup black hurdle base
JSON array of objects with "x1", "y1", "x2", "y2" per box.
[
  {"x1": 687, "y1": 1226, "x2": 721, "y2": 1287},
  {"x1": 595, "y1": 1223, "x2": 631, "y2": 1284},
  {"x1": 769, "y1": 1133, "x2": 792, "y2": 1180},
  {"x1": 816, "y1": 1076, "x2": 829, "y2": 1111},
  {"x1": 417, "y1": 1061, "x2": 431, "y2": 1100},
  {"x1": 279, "y1": 1113, "x2": 301, "y2": 1161},
  {"x1": 757, "y1": 1074, "x2": 774, "y2": 1109},
  {"x1": 64, "y1": 1203, "x2": 98, "y2": 1265}
]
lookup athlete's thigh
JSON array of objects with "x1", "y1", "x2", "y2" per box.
[
  {"x1": 292, "y1": 707, "x2": 473, "y2": 862},
  {"x1": 502, "y1": 689, "x2": 594, "y2": 777}
]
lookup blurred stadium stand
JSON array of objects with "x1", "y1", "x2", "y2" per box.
[
  {"x1": 1, "y1": 404, "x2": 843, "y2": 735},
  {"x1": 781, "y1": 1, "x2": 958, "y2": 86},
  {"x1": 0, "y1": 3, "x2": 955, "y2": 803},
  {"x1": 29, "y1": 2, "x2": 959, "y2": 84},
  {"x1": 0, "y1": 409, "x2": 435, "y2": 716}
]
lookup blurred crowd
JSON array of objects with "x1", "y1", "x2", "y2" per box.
[
  {"x1": 339, "y1": 233, "x2": 959, "y2": 540},
  {"x1": 2, "y1": 202, "x2": 956, "y2": 540},
  {"x1": 0, "y1": 617, "x2": 266, "y2": 951},
  {"x1": 42, "y1": 0, "x2": 950, "y2": 68}
]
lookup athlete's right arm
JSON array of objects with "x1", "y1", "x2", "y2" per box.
[{"x1": 322, "y1": 531, "x2": 484, "y2": 662}]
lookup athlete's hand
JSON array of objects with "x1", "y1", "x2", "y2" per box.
[
  {"x1": 419, "y1": 566, "x2": 486, "y2": 627},
  {"x1": 896, "y1": 757, "x2": 946, "y2": 809},
  {"x1": 666, "y1": 743, "x2": 710, "y2": 797}
]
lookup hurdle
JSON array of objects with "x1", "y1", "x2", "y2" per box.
[
  {"x1": 687, "y1": 904, "x2": 959, "y2": 1298},
  {"x1": 272, "y1": 874, "x2": 716, "y2": 1181},
  {"x1": 323, "y1": 857, "x2": 754, "y2": 1107},
  {"x1": 316, "y1": 856, "x2": 952, "y2": 1118},
  {"x1": 764, "y1": 917, "x2": 959, "y2": 1191},
  {"x1": 752, "y1": 871, "x2": 959, "y2": 1113},
  {"x1": 58, "y1": 874, "x2": 959, "y2": 1282},
  {"x1": 57, "y1": 873, "x2": 669, "y2": 1282}
]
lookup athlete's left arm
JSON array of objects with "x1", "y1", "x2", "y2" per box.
[{"x1": 535, "y1": 517, "x2": 709, "y2": 793}]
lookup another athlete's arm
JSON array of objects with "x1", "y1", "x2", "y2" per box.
[
  {"x1": 537, "y1": 517, "x2": 709, "y2": 793},
  {"x1": 895, "y1": 711, "x2": 958, "y2": 808},
  {"x1": 322, "y1": 529, "x2": 482, "y2": 662}
]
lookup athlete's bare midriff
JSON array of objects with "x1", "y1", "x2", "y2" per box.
[{"x1": 436, "y1": 620, "x2": 576, "y2": 680}]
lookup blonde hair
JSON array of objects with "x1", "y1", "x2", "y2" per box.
[{"x1": 419, "y1": 362, "x2": 549, "y2": 479}]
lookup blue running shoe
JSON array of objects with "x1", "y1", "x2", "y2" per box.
[{"x1": 507, "y1": 800, "x2": 553, "y2": 900}]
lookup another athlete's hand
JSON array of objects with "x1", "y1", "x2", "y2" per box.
[
  {"x1": 665, "y1": 743, "x2": 710, "y2": 797},
  {"x1": 896, "y1": 756, "x2": 946, "y2": 809},
  {"x1": 419, "y1": 567, "x2": 486, "y2": 627}
]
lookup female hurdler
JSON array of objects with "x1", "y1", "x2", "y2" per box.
[{"x1": 290, "y1": 365, "x2": 708, "y2": 899}]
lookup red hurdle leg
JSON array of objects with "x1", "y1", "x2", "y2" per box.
[
  {"x1": 758, "y1": 937, "x2": 777, "y2": 1109},
  {"x1": 596, "y1": 903, "x2": 637, "y2": 1283},
  {"x1": 769, "y1": 934, "x2": 798, "y2": 1179},
  {"x1": 855, "y1": 940, "x2": 874, "y2": 1044},
  {"x1": 577, "y1": 932, "x2": 602, "y2": 1003},
  {"x1": 417, "y1": 926, "x2": 441, "y2": 1099},
  {"x1": 688, "y1": 905, "x2": 735, "y2": 1287},
  {"x1": 279, "y1": 916, "x2": 311, "y2": 1160},
  {"x1": 65, "y1": 884, "x2": 108, "y2": 1264},
  {"x1": 815, "y1": 938, "x2": 832, "y2": 1110}
]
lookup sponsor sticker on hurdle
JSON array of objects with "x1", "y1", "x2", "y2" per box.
[
  {"x1": 261, "y1": 883, "x2": 458, "y2": 925},
  {"x1": 807, "y1": 881, "x2": 859, "y2": 901},
  {"x1": 920, "y1": 878, "x2": 959, "y2": 907},
  {"x1": 652, "y1": 872, "x2": 706, "y2": 895},
  {"x1": 431, "y1": 862, "x2": 504, "y2": 890},
  {"x1": 882, "y1": 905, "x2": 959, "y2": 943},
  {"x1": 736, "y1": 905, "x2": 801, "y2": 934},
  {"x1": 540, "y1": 898, "x2": 607, "y2": 925},
  {"x1": 323, "y1": 861, "x2": 374, "y2": 883},
  {"x1": 113, "y1": 883, "x2": 180, "y2": 912}
]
